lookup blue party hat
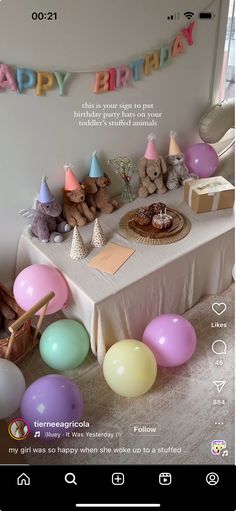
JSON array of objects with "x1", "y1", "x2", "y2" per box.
[
  {"x1": 38, "y1": 176, "x2": 54, "y2": 203},
  {"x1": 89, "y1": 151, "x2": 104, "y2": 178}
]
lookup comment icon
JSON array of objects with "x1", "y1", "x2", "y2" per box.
[{"x1": 212, "y1": 340, "x2": 227, "y2": 355}]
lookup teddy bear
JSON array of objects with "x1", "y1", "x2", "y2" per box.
[
  {"x1": 165, "y1": 132, "x2": 197, "y2": 190},
  {"x1": 84, "y1": 151, "x2": 119, "y2": 214},
  {"x1": 137, "y1": 133, "x2": 167, "y2": 197},
  {"x1": 165, "y1": 153, "x2": 197, "y2": 190},
  {"x1": 62, "y1": 164, "x2": 96, "y2": 227},
  {"x1": 138, "y1": 157, "x2": 167, "y2": 197},
  {"x1": 20, "y1": 177, "x2": 71, "y2": 243},
  {"x1": 62, "y1": 186, "x2": 96, "y2": 227},
  {"x1": 84, "y1": 175, "x2": 119, "y2": 214}
]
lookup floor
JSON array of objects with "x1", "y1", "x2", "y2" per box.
[{"x1": 12, "y1": 283, "x2": 234, "y2": 466}]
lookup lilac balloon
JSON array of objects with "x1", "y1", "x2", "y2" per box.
[
  {"x1": 184, "y1": 143, "x2": 219, "y2": 178},
  {"x1": 142, "y1": 314, "x2": 196, "y2": 367},
  {"x1": 21, "y1": 375, "x2": 84, "y2": 438}
]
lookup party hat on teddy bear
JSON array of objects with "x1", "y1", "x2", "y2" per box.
[
  {"x1": 144, "y1": 133, "x2": 159, "y2": 160},
  {"x1": 91, "y1": 218, "x2": 106, "y2": 248},
  {"x1": 168, "y1": 131, "x2": 182, "y2": 156},
  {"x1": 70, "y1": 226, "x2": 88, "y2": 260},
  {"x1": 39, "y1": 176, "x2": 54, "y2": 203},
  {"x1": 89, "y1": 151, "x2": 104, "y2": 178},
  {"x1": 64, "y1": 163, "x2": 81, "y2": 191}
]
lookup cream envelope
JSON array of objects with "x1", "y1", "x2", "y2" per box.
[{"x1": 88, "y1": 243, "x2": 135, "y2": 274}]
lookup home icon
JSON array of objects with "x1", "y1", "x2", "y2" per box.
[{"x1": 17, "y1": 473, "x2": 30, "y2": 486}]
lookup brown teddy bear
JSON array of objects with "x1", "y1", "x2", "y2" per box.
[
  {"x1": 138, "y1": 133, "x2": 167, "y2": 197},
  {"x1": 138, "y1": 157, "x2": 167, "y2": 197},
  {"x1": 62, "y1": 187, "x2": 96, "y2": 227},
  {"x1": 63, "y1": 164, "x2": 96, "y2": 227},
  {"x1": 84, "y1": 175, "x2": 119, "y2": 214}
]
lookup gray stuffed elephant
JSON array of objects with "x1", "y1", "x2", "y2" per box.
[{"x1": 20, "y1": 176, "x2": 71, "y2": 242}]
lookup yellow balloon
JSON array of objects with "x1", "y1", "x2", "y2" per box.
[{"x1": 103, "y1": 339, "x2": 157, "y2": 397}]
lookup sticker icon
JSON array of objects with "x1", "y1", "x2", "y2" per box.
[{"x1": 211, "y1": 439, "x2": 226, "y2": 456}]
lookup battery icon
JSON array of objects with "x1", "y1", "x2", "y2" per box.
[{"x1": 198, "y1": 12, "x2": 215, "y2": 19}]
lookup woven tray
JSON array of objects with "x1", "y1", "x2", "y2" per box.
[
  {"x1": 119, "y1": 207, "x2": 191, "y2": 245},
  {"x1": 129, "y1": 207, "x2": 184, "y2": 239}
]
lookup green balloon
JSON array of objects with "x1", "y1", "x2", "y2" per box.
[{"x1": 39, "y1": 319, "x2": 90, "y2": 370}]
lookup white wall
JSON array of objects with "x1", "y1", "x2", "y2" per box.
[{"x1": 0, "y1": 0, "x2": 225, "y2": 282}]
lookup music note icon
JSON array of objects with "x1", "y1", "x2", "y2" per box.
[
  {"x1": 222, "y1": 450, "x2": 228, "y2": 457},
  {"x1": 34, "y1": 431, "x2": 40, "y2": 438}
]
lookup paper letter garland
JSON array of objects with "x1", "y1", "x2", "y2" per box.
[{"x1": 0, "y1": 21, "x2": 195, "y2": 97}]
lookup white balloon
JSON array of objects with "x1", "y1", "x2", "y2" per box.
[{"x1": 0, "y1": 359, "x2": 26, "y2": 419}]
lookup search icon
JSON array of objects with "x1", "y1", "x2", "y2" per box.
[{"x1": 65, "y1": 472, "x2": 77, "y2": 485}]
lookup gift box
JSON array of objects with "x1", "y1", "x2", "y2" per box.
[{"x1": 184, "y1": 176, "x2": 235, "y2": 213}]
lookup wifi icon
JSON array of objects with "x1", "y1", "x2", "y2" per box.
[{"x1": 184, "y1": 11, "x2": 194, "y2": 19}]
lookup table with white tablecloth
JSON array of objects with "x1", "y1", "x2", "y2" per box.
[{"x1": 16, "y1": 188, "x2": 234, "y2": 364}]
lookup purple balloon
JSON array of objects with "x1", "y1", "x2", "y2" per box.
[
  {"x1": 21, "y1": 375, "x2": 84, "y2": 438},
  {"x1": 184, "y1": 143, "x2": 219, "y2": 178},
  {"x1": 142, "y1": 314, "x2": 196, "y2": 367}
]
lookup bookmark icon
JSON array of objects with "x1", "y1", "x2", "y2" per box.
[{"x1": 213, "y1": 381, "x2": 226, "y2": 393}]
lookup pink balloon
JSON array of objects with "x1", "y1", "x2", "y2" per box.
[
  {"x1": 14, "y1": 264, "x2": 69, "y2": 315},
  {"x1": 184, "y1": 143, "x2": 219, "y2": 178},
  {"x1": 142, "y1": 314, "x2": 196, "y2": 367}
]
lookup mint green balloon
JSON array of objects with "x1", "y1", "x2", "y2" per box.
[{"x1": 39, "y1": 319, "x2": 90, "y2": 370}]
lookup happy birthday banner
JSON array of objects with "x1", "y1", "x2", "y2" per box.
[{"x1": 0, "y1": 21, "x2": 195, "y2": 96}]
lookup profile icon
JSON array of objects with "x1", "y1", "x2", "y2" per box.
[{"x1": 8, "y1": 418, "x2": 30, "y2": 441}]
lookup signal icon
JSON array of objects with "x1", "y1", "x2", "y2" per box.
[
  {"x1": 167, "y1": 12, "x2": 180, "y2": 20},
  {"x1": 184, "y1": 11, "x2": 194, "y2": 19}
]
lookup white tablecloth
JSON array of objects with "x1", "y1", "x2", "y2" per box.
[{"x1": 16, "y1": 188, "x2": 234, "y2": 363}]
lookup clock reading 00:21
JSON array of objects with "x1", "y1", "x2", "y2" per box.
[{"x1": 32, "y1": 12, "x2": 57, "y2": 21}]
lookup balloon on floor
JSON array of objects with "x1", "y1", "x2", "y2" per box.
[
  {"x1": 20, "y1": 374, "x2": 84, "y2": 437},
  {"x1": 13, "y1": 264, "x2": 68, "y2": 314},
  {"x1": 103, "y1": 339, "x2": 157, "y2": 397},
  {"x1": 0, "y1": 359, "x2": 26, "y2": 419},
  {"x1": 142, "y1": 314, "x2": 196, "y2": 367},
  {"x1": 39, "y1": 319, "x2": 90, "y2": 370}
]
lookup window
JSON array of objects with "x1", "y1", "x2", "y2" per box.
[{"x1": 218, "y1": 0, "x2": 235, "y2": 101}]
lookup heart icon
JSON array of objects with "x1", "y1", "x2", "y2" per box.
[{"x1": 212, "y1": 302, "x2": 227, "y2": 315}]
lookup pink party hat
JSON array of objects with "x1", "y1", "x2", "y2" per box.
[
  {"x1": 64, "y1": 163, "x2": 80, "y2": 191},
  {"x1": 169, "y1": 131, "x2": 182, "y2": 155},
  {"x1": 144, "y1": 133, "x2": 159, "y2": 160}
]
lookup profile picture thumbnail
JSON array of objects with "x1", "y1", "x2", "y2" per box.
[{"x1": 8, "y1": 418, "x2": 30, "y2": 441}]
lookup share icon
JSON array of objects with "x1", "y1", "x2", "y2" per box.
[{"x1": 213, "y1": 381, "x2": 226, "y2": 393}]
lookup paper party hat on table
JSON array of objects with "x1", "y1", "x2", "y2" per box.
[
  {"x1": 91, "y1": 218, "x2": 106, "y2": 247},
  {"x1": 144, "y1": 133, "x2": 159, "y2": 160},
  {"x1": 89, "y1": 151, "x2": 104, "y2": 178},
  {"x1": 168, "y1": 131, "x2": 182, "y2": 155},
  {"x1": 70, "y1": 226, "x2": 88, "y2": 260},
  {"x1": 64, "y1": 163, "x2": 81, "y2": 191},
  {"x1": 39, "y1": 176, "x2": 54, "y2": 203}
]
